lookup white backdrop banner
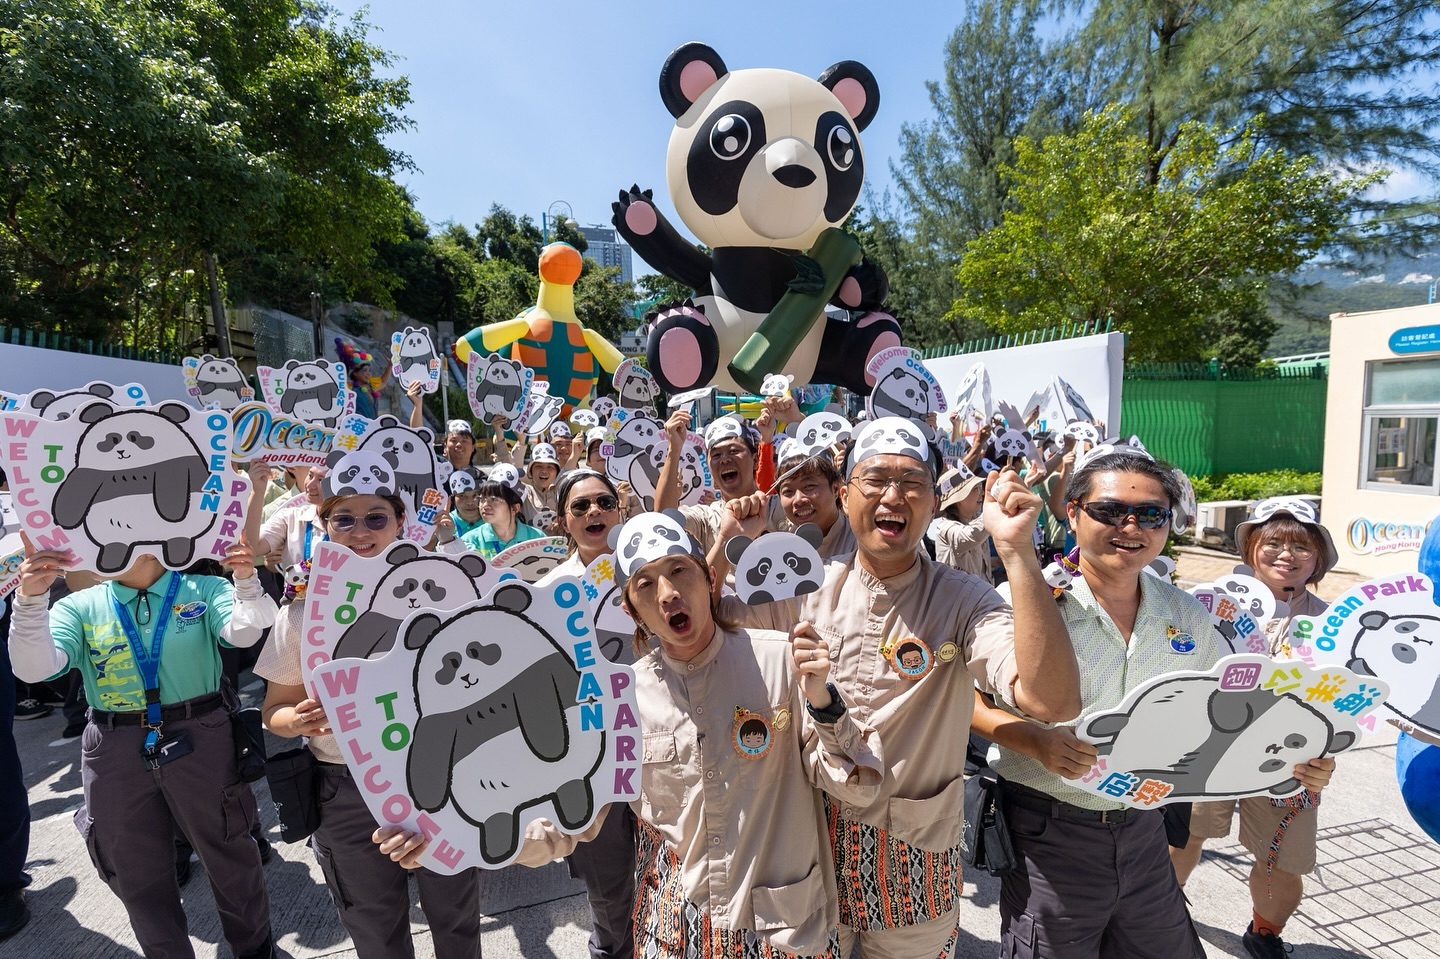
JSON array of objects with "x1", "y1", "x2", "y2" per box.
[
  {"x1": 0, "y1": 343, "x2": 192, "y2": 404},
  {"x1": 925, "y1": 332, "x2": 1126, "y2": 433}
]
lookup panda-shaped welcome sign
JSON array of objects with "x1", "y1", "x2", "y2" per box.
[
  {"x1": 310, "y1": 575, "x2": 641, "y2": 871},
  {"x1": 0, "y1": 397, "x2": 251, "y2": 574}
]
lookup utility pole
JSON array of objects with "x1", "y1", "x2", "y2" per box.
[
  {"x1": 311, "y1": 292, "x2": 325, "y2": 358},
  {"x1": 204, "y1": 254, "x2": 233, "y2": 359}
]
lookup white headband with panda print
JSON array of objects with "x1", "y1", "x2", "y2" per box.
[
  {"x1": 845, "y1": 417, "x2": 934, "y2": 479},
  {"x1": 703, "y1": 414, "x2": 747, "y2": 449},
  {"x1": 487, "y1": 463, "x2": 522, "y2": 490},
  {"x1": 1075, "y1": 437, "x2": 1153, "y2": 472},
  {"x1": 607, "y1": 509, "x2": 705, "y2": 586}
]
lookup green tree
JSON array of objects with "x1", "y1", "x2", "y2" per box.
[{"x1": 953, "y1": 107, "x2": 1375, "y2": 360}]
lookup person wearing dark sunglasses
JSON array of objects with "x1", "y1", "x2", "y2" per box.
[
  {"x1": 973, "y1": 447, "x2": 1335, "y2": 959},
  {"x1": 255, "y1": 486, "x2": 482, "y2": 959}
]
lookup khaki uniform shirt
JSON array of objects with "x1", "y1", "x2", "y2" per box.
[
  {"x1": 521, "y1": 480, "x2": 559, "y2": 524},
  {"x1": 519, "y1": 628, "x2": 884, "y2": 955},
  {"x1": 722, "y1": 555, "x2": 1019, "y2": 852},
  {"x1": 991, "y1": 572, "x2": 1219, "y2": 810},
  {"x1": 681, "y1": 496, "x2": 786, "y2": 560},
  {"x1": 933, "y1": 516, "x2": 991, "y2": 582}
]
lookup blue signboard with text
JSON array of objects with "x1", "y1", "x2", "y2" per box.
[{"x1": 1389, "y1": 325, "x2": 1440, "y2": 355}]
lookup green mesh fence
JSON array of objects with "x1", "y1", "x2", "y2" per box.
[{"x1": 1120, "y1": 362, "x2": 1328, "y2": 476}]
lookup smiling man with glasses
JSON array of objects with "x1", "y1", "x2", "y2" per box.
[{"x1": 715, "y1": 416, "x2": 1080, "y2": 959}]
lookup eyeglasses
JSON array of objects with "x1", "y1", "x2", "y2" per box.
[
  {"x1": 849, "y1": 472, "x2": 933, "y2": 498},
  {"x1": 1076, "y1": 500, "x2": 1172, "y2": 530},
  {"x1": 569, "y1": 494, "x2": 619, "y2": 516},
  {"x1": 1259, "y1": 541, "x2": 1315, "y2": 560},
  {"x1": 477, "y1": 495, "x2": 503, "y2": 506},
  {"x1": 327, "y1": 511, "x2": 395, "y2": 532}
]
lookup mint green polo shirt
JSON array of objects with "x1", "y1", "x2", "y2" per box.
[
  {"x1": 459, "y1": 520, "x2": 544, "y2": 559},
  {"x1": 45, "y1": 571, "x2": 237, "y2": 711}
]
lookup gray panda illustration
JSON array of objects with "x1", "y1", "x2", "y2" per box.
[
  {"x1": 674, "y1": 442, "x2": 707, "y2": 502},
  {"x1": 795, "y1": 412, "x2": 851, "y2": 456},
  {"x1": 610, "y1": 415, "x2": 662, "y2": 462},
  {"x1": 395, "y1": 327, "x2": 438, "y2": 387},
  {"x1": 325, "y1": 449, "x2": 395, "y2": 498},
  {"x1": 497, "y1": 546, "x2": 564, "y2": 584},
  {"x1": 760, "y1": 372, "x2": 794, "y2": 397},
  {"x1": 1063, "y1": 422, "x2": 1101, "y2": 448},
  {"x1": 613, "y1": 42, "x2": 900, "y2": 396},
  {"x1": 1213, "y1": 573, "x2": 1280, "y2": 625},
  {"x1": 447, "y1": 469, "x2": 478, "y2": 496},
  {"x1": 355, "y1": 417, "x2": 441, "y2": 517},
  {"x1": 870, "y1": 366, "x2": 932, "y2": 420},
  {"x1": 1348, "y1": 610, "x2": 1440, "y2": 736},
  {"x1": 332, "y1": 544, "x2": 490, "y2": 660},
  {"x1": 404, "y1": 584, "x2": 606, "y2": 864},
  {"x1": 614, "y1": 365, "x2": 658, "y2": 411},
  {"x1": 194, "y1": 356, "x2": 249, "y2": 410},
  {"x1": 1083, "y1": 678, "x2": 1356, "y2": 799},
  {"x1": 609, "y1": 510, "x2": 694, "y2": 585},
  {"x1": 591, "y1": 578, "x2": 635, "y2": 665},
  {"x1": 475, "y1": 355, "x2": 526, "y2": 421},
  {"x1": 625, "y1": 444, "x2": 666, "y2": 510},
  {"x1": 724, "y1": 525, "x2": 824, "y2": 605},
  {"x1": 24, "y1": 382, "x2": 122, "y2": 421},
  {"x1": 52, "y1": 402, "x2": 215, "y2": 573},
  {"x1": 279, "y1": 359, "x2": 342, "y2": 427}
]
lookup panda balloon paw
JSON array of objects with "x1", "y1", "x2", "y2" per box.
[
  {"x1": 831, "y1": 257, "x2": 889, "y2": 312},
  {"x1": 647, "y1": 301, "x2": 719, "y2": 395},
  {"x1": 813, "y1": 309, "x2": 903, "y2": 393}
]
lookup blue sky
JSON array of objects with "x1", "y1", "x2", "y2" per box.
[
  {"x1": 327, "y1": 0, "x2": 960, "y2": 238},
  {"x1": 329, "y1": 0, "x2": 1433, "y2": 251}
]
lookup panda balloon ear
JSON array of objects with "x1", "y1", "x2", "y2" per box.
[
  {"x1": 818, "y1": 60, "x2": 880, "y2": 131},
  {"x1": 659, "y1": 42, "x2": 728, "y2": 118}
]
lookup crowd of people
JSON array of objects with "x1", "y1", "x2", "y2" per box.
[{"x1": 0, "y1": 391, "x2": 1346, "y2": 959}]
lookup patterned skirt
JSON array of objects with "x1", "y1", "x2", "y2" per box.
[{"x1": 824, "y1": 796, "x2": 964, "y2": 932}]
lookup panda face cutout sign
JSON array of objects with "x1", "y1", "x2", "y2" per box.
[
  {"x1": 21, "y1": 381, "x2": 148, "y2": 421},
  {"x1": 612, "y1": 358, "x2": 659, "y2": 413},
  {"x1": 324, "y1": 450, "x2": 396, "y2": 498},
  {"x1": 309, "y1": 577, "x2": 641, "y2": 870},
  {"x1": 257, "y1": 360, "x2": 352, "y2": 429},
  {"x1": 391, "y1": 326, "x2": 441, "y2": 393},
  {"x1": 332, "y1": 415, "x2": 448, "y2": 545},
  {"x1": 724, "y1": 525, "x2": 825, "y2": 605},
  {"x1": 791, "y1": 411, "x2": 851, "y2": 460},
  {"x1": 0, "y1": 401, "x2": 249, "y2": 575}
]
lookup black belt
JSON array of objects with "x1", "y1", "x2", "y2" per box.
[
  {"x1": 89, "y1": 693, "x2": 225, "y2": 728},
  {"x1": 316, "y1": 761, "x2": 351, "y2": 778},
  {"x1": 999, "y1": 778, "x2": 1136, "y2": 825}
]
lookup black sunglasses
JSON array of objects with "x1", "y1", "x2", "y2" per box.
[
  {"x1": 327, "y1": 511, "x2": 395, "y2": 532},
  {"x1": 1076, "y1": 500, "x2": 1172, "y2": 530},
  {"x1": 568, "y1": 494, "x2": 619, "y2": 516}
]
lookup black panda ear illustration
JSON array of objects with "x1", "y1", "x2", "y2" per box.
[
  {"x1": 1328, "y1": 730, "x2": 1356, "y2": 753},
  {"x1": 660, "y1": 508, "x2": 687, "y2": 527},
  {"x1": 1358, "y1": 610, "x2": 1390, "y2": 629},
  {"x1": 28, "y1": 391, "x2": 57, "y2": 412},
  {"x1": 387, "y1": 543, "x2": 419, "y2": 566},
  {"x1": 284, "y1": 359, "x2": 300, "y2": 370},
  {"x1": 794, "y1": 523, "x2": 824, "y2": 550},
  {"x1": 78, "y1": 401, "x2": 113, "y2": 425},
  {"x1": 458, "y1": 554, "x2": 489, "y2": 579},
  {"x1": 659, "y1": 42, "x2": 728, "y2": 118},
  {"x1": 818, "y1": 60, "x2": 880, "y2": 131},
  {"x1": 724, "y1": 535, "x2": 751, "y2": 567},
  {"x1": 403, "y1": 613, "x2": 443, "y2": 651},
  {"x1": 90, "y1": 383, "x2": 115, "y2": 399},
  {"x1": 1267, "y1": 777, "x2": 1302, "y2": 796},
  {"x1": 325, "y1": 449, "x2": 347, "y2": 469},
  {"x1": 492, "y1": 583, "x2": 533, "y2": 614},
  {"x1": 157, "y1": 402, "x2": 191, "y2": 425}
]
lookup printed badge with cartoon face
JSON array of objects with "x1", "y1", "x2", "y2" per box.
[
  {"x1": 888, "y1": 638, "x2": 934, "y2": 680},
  {"x1": 732, "y1": 708, "x2": 773, "y2": 759}
]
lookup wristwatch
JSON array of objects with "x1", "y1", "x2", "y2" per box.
[{"x1": 806, "y1": 683, "x2": 847, "y2": 725}]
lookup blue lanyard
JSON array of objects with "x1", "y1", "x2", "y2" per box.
[
  {"x1": 110, "y1": 573, "x2": 184, "y2": 748},
  {"x1": 303, "y1": 525, "x2": 316, "y2": 563}
]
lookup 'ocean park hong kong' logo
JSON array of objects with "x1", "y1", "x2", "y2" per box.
[
  {"x1": 229, "y1": 401, "x2": 335, "y2": 467},
  {"x1": 1346, "y1": 515, "x2": 1434, "y2": 556}
]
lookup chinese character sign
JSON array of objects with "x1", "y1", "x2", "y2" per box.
[
  {"x1": 310, "y1": 577, "x2": 642, "y2": 872},
  {"x1": 1189, "y1": 572, "x2": 1282, "y2": 655},
  {"x1": 1065, "y1": 654, "x2": 1384, "y2": 809},
  {"x1": 1290, "y1": 571, "x2": 1440, "y2": 741}
]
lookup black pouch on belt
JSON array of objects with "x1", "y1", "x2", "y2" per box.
[
  {"x1": 231, "y1": 706, "x2": 268, "y2": 783},
  {"x1": 962, "y1": 769, "x2": 1017, "y2": 876},
  {"x1": 264, "y1": 747, "x2": 321, "y2": 842}
]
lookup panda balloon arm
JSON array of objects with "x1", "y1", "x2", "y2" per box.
[
  {"x1": 1294, "y1": 755, "x2": 1337, "y2": 793},
  {"x1": 581, "y1": 327, "x2": 626, "y2": 374},
  {"x1": 611, "y1": 185, "x2": 713, "y2": 292}
]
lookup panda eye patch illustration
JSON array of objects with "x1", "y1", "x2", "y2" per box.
[
  {"x1": 710, "y1": 114, "x2": 751, "y2": 159},
  {"x1": 97, "y1": 432, "x2": 124, "y2": 453},
  {"x1": 424, "y1": 580, "x2": 446, "y2": 602},
  {"x1": 1396, "y1": 621, "x2": 1420, "y2": 634},
  {"x1": 465, "y1": 640, "x2": 500, "y2": 665},
  {"x1": 827, "y1": 124, "x2": 855, "y2": 170},
  {"x1": 784, "y1": 552, "x2": 809, "y2": 573},
  {"x1": 395, "y1": 578, "x2": 418, "y2": 598}
]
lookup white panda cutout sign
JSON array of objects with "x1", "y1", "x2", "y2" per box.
[
  {"x1": 725, "y1": 525, "x2": 825, "y2": 605},
  {"x1": 612, "y1": 358, "x2": 659, "y2": 414},
  {"x1": 181, "y1": 355, "x2": 253, "y2": 411},
  {"x1": 257, "y1": 360, "x2": 354, "y2": 429},
  {"x1": 1189, "y1": 573, "x2": 1285, "y2": 656},
  {"x1": 391, "y1": 326, "x2": 441, "y2": 393},
  {"x1": 20, "y1": 381, "x2": 149, "y2": 421},
  {"x1": 467, "y1": 353, "x2": 532, "y2": 424},
  {"x1": 0, "y1": 400, "x2": 251, "y2": 575},
  {"x1": 1289, "y1": 571, "x2": 1440, "y2": 741},
  {"x1": 1064, "y1": 654, "x2": 1382, "y2": 808},
  {"x1": 309, "y1": 576, "x2": 642, "y2": 870},
  {"x1": 865, "y1": 347, "x2": 946, "y2": 424}
]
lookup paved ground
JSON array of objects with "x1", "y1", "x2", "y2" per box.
[{"x1": 8, "y1": 547, "x2": 1436, "y2": 958}]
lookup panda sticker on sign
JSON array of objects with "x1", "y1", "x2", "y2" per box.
[
  {"x1": 308, "y1": 575, "x2": 642, "y2": 870},
  {"x1": 1065, "y1": 654, "x2": 1381, "y2": 807},
  {"x1": 257, "y1": 360, "x2": 354, "y2": 428},
  {"x1": 181, "y1": 355, "x2": 253, "y2": 410},
  {"x1": 0, "y1": 400, "x2": 250, "y2": 575},
  {"x1": 391, "y1": 326, "x2": 441, "y2": 393}
]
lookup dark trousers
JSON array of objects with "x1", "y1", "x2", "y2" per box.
[
  {"x1": 567, "y1": 804, "x2": 637, "y2": 959},
  {"x1": 312, "y1": 768, "x2": 481, "y2": 959},
  {"x1": 0, "y1": 635, "x2": 31, "y2": 895},
  {"x1": 78, "y1": 703, "x2": 272, "y2": 959},
  {"x1": 998, "y1": 783, "x2": 1203, "y2": 959}
]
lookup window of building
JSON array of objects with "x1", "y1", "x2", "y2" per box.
[{"x1": 1361, "y1": 358, "x2": 1440, "y2": 494}]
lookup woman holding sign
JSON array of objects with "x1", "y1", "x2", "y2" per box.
[
  {"x1": 377, "y1": 513, "x2": 885, "y2": 959},
  {"x1": 10, "y1": 537, "x2": 278, "y2": 959},
  {"x1": 253, "y1": 478, "x2": 482, "y2": 959},
  {"x1": 1172, "y1": 496, "x2": 1338, "y2": 959}
]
